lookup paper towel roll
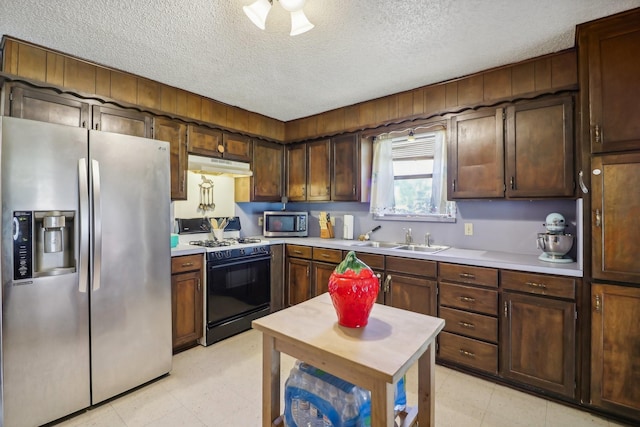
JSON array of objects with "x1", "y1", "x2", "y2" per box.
[{"x1": 343, "y1": 215, "x2": 354, "y2": 240}]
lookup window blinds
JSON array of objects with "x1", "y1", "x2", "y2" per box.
[{"x1": 391, "y1": 133, "x2": 436, "y2": 159}]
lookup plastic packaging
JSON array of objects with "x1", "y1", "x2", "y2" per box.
[
  {"x1": 284, "y1": 361, "x2": 409, "y2": 427},
  {"x1": 284, "y1": 361, "x2": 371, "y2": 427}
]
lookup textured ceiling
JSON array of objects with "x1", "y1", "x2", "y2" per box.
[{"x1": 1, "y1": 0, "x2": 639, "y2": 121}]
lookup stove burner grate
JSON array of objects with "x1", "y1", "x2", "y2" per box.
[
  {"x1": 237, "y1": 237, "x2": 262, "y2": 244},
  {"x1": 189, "y1": 240, "x2": 232, "y2": 248}
]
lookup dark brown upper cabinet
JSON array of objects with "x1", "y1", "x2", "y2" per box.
[
  {"x1": 187, "y1": 124, "x2": 223, "y2": 158},
  {"x1": 153, "y1": 117, "x2": 188, "y2": 201},
  {"x1": 7, "y1": 84, "x2": 90, "y2": 128},
  {"x1": 92, "y1": 105, "x2": 152, "y2": 137},
  {"x1": 578, "y1": 10, "x2": 640, "y2": 154},
  {"x1": 286, "y1": 143, "x2": 308, "y2": 202},
  {"x1": 505, "y1": 96, "x2": 575, "y2": 198},
  {"x1": 332, "y1": 134, "x2": 361, "y2": 201},
  {"x1": 449, "y1": 108, "x2": 505, "y2": 199},
  {"x1": 222, "y1": 133, "x2": 252, "y2": 162}
]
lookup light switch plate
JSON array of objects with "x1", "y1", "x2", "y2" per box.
[{"x1": 464, "y1": 223, "x2": 473, "y2": 236}]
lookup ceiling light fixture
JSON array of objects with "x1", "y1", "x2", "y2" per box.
[{"x1": 243, "y1": 0, "x2": 314, "y2": 36}]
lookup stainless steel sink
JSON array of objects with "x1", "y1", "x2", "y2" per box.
[
  {"x1": 394, "y1": 244, "x2": 449, "y2": 253},
  {"x1": 350, "y1": 241, "x2": 403, "y2": 248}
]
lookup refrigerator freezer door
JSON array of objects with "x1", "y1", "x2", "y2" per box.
[
  {"x1": 88, "y1": 130, "x2": 172, "y2": 404},
  {"x1": 1, "y1": 117, "x2": 91, "y2": 427}
]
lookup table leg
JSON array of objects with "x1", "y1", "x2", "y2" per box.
[
  {"x1": 370, "y1": 380, "x2": 395, "y2": 426},
  {"x1": 417, "y1": 342, "x2": 436, "y2": 426},
  {"x1": 262, "y1": 335, "x2": 280, "y2": 427}
]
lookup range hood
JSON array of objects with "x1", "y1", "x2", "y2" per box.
[{"x1": 187, "y1": 154, "x2": 253, "y2": 177}]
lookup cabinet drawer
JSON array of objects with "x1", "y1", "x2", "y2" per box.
[
  {"x1": 386, "y1": 256, "x2": 436, "y2": 278},
  {"x1": 439, "y1": 263, "x2": 498, "y2": 288},
  {"x1": 439, "y1": 332, "x2": 498, "y2": 374},
  {"x1": 501, "y1": 270, "x2": 576, "y2": 299},
  {"x1": 313, "y1": 247, "x2": 343, "y2": 264},
  {"x1": 286, "y1": 245, "x2": 312, "y2": 259},
  {"x1": 440, "y1": 282, "x2": 498, "y2": 315},
  {"x1": 171, "y1": 254, "x2": 203, "y2": 274},
  {"x1": 355, "y1": 252, "x2": 385, "y2": 270},
  {"x1": 439, "y1": 306, "x2": 498, "y2": 343}
]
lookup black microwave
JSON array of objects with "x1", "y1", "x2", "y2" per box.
[{"x1": 263, "y1": 211, "x2": 308, "y2": 237}]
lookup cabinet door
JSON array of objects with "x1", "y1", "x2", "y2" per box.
[
  {"x1": 591, "y1": 284, "x2": 640, "y2": 419},
  {"x1": 253, "y1": 140, "x2": 284, "y2": 202},
  {"x1": 449, "y1": 108, "x2": 504, "y2": 198},
  {"x1": 171, "y1": 270, "x2": 203, "y2": 351},
  {"x1": 286, "y1": 144, "x2": 307, "y2": 201},
  {"x1": 308, "y1": 139, "x2": 331, "y2": 201},
  {"x1": 287, "y1": 258, "x2": 312, "y2": 306},
  {"x1": 154, "y1": 118, "x2": 187, "y2": 200},
  {"x1": 222, "y1": 133, "x2": 251, "y2": 162},
  {"x1": 501, "y1": 291, "x2": 576, "y2": 398},
  {"x1": 386, "y1": 273, "x2": 437, "y2": 316},
  {"x1": 9, "y1": 85, "x2": 90, "y2": 128},
  {"x1": 187, "y1": 124, "x2": 222, "y2": 157},
  {"x1": 591, "y1": 153, "x2": 640, "y2": 283},
  {"x1": 92, "y1": 105, "x2": 151, "y2": 137},
  {"x1": 579, "y1": 13, "x2": 640, "y2": 153},
  {"x1": 313, "y1": 261, "x2": 336, "y2": 296},
  {"x1": 505, "y1": 97, "x2": 574, "y2": 198},
  {"x1": 332, "y1": 134, "x2": 360, "y2": 201}
]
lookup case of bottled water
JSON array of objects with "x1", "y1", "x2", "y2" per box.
[{"x1": 284, "y1": 361, "x2": 407, "y2": 427}]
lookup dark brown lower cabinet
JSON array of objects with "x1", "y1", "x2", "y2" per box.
[
  {"x1": 591, "y1": 283, "x2": 640, "y2": 420},
  {"x1": 287, "y1": 257, "x2": 312, "y2": 306},
  {"x1": 313, "y1": 261, "x2": 336, "y2": 296},
  {"x1": 385, "y1": 256, "x2": 437, "y2": 316},
  {"x1": 501, "y1": 291, "x2": 576, "y2": 398},
  {"x1": 171, "y1": 254, "x2": 203, "y2": 353}
]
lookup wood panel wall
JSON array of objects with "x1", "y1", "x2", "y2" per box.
[
  {"x1": 0, "y1": 37, "x2": 285, "y2": 141},
  {"x1": 1, "y1": 37, "x2": 577, "y2": 144},
  {"x1": 285, "y1": 50, "x2": 577, "y2": 142}
]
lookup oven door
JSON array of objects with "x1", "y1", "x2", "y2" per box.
[{"x1": 206, "y1": 255, "x2": 271, "y2": 326}]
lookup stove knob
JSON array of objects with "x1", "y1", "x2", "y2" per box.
[
  {"x1": 215, "y1": 251, "x2": 223, "y2": 259},
  {"x1": 239, "y1": 248, "x2": 245, "y2": 256},
  {"x1": 225, "y1": 250, "x2": 232, "y2": 258}
]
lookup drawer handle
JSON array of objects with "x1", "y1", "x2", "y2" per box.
[
  {"x1": 458, "y1": 321, "x2": 475, "y2": 329},
  {"x1": 321, "y1": 253, "x2": 330, "y2": 258},
  {"x1": 293, "y1": 250, "x2": 302, "y2": 254},
  {"x1": 181, "y1": 262, "x2": 194, "y2": 267},
  {"x1": 459, "y1": 273, "x2": 476, "y2": 279},
  {"x1": 526, "y1": 281, "x2": 547, "y2": 289},
  {"x1": 459, "y1": 296, "x2": 475, "y2": 303},
  {"x1": 459, "y1": 349, "x2": 475, "y2": 358}
]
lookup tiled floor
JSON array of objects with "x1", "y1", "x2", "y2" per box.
[{"x1": 55, "y1": 329, "x2": 629, "y2": 427}]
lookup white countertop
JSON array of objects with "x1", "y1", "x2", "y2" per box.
[{"x1": 172, "y1": 237, "x2": 583, "y2": 277}]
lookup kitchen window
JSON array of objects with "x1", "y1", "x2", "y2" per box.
[{"x1": 370, "y1": 128, "x2": 456, "y2": 222}]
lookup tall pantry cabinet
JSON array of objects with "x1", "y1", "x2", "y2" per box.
[{"x1": 577, "y1": 8, "x2": 640, "y2": 422}]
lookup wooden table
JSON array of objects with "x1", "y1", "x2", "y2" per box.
[{"x1": 252, "y1": 293, "x2": 445, "y2": 427}]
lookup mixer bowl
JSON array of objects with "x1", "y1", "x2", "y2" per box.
[{"x1": 537, "y1": 233, "x2": 574, "y2": 258}]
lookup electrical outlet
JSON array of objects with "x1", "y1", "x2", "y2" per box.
[
  {"x1": 330, "y1": 216, "x2": 335, "y2": 226},
  {"x1": 258, "y1": 216, "x2": 263, "y2": 226},
  {"x1": 464, "y1": 223, "x2": 473, "y2": 236}
]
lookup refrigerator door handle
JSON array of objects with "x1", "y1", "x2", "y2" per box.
[
  {"x1": 91, "y1": 159, "x2": 102, "y2": 291},
  {"x1": 78, "y1": 158, "x2": 89, "y2": 293}
]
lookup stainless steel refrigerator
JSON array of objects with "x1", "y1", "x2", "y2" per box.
[{"x1": 0, "y1": 117, "x2": 173, "y2": 427}]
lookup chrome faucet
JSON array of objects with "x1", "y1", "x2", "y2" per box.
[
  {"x1": 404, "y1": 228, "x2": 413, "y2": 244},
  {"x1": 425, "y1": 232, "x2": 431, "y2": 247}
]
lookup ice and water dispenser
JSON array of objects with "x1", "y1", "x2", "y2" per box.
[{"x1": 13, "y1": 210, "x2": 76, "y2": 280}]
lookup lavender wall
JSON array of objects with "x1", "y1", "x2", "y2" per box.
[{"x1": 235, "y1": 199, "x2": 581, "y2": 258}]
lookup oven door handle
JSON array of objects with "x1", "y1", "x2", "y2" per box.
[{"x1": 207, "y1": 255, "x2": 271, "y2": 270}]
